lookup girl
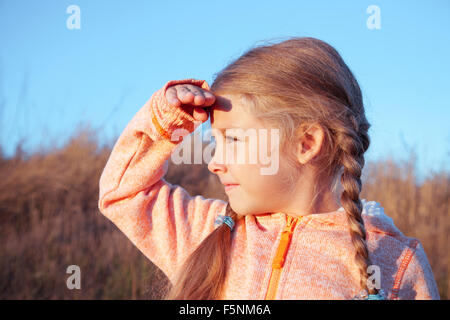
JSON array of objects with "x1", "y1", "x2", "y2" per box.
[{"x1": 98, "y1": 37, "x2": 440, "y2": 300}]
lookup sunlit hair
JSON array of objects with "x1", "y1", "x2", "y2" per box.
[{"x1": 164, "y1": 36, "x2": 376, "y2": 299}]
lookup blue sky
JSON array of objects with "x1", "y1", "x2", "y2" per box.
[{"x1": 1, "y1": 0, "x2": 449, "y2": 182}]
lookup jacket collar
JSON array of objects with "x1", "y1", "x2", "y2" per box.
[{"x1": 254, "y1": 199, "x2": 403, "y2": 236}]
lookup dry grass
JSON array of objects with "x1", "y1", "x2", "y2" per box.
[
  {"x1": 0, "y1": 126, "x2": 448, "y2": 299},
  {"x1": 361, "y1": 154, "x2": 450, "y2": 299}
]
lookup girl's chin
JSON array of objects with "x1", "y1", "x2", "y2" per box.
[{"x1": 227, "y1": 201, "x2": 255, "y2": 217}]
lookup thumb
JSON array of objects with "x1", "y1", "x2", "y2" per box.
[{"x1": 192, "y1": 107, "x2": 209, "y2": 123}]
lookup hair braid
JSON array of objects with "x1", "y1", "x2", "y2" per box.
[
  {"x1": 336, "y1": 115, "x2": 377, "y2": 295},
  {"x1": 164, "y1": 203, "x2": 238, "y2": 299}
]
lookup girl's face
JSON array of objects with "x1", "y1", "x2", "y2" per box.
[{"x1": 207, "y1": 94, "x2": 300, "y2": 216}]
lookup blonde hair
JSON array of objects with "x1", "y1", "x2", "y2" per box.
[{"x1": 164, "y1": 36, "x2": 377, "y2": 299}]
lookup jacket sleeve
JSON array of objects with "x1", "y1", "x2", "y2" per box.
[
  {"x1": 97, "y1": 78, "x2": 227, "y2": 283},
  {"x1": 395, "y1": 240, "x2": 441, "y2": 300}
]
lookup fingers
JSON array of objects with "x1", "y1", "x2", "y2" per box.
[
  {"x1": 165, "y1": 87, "x2": 181, "y2": 107},
  {"x1": 201, "y1": 89, "x2": 216, "y2": 106},
  {"x1": 166, "y1": 84, "x2": 216, "y2": 108}
]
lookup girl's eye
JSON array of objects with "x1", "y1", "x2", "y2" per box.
[{"x1": 225, "y1": 136, "x2": 240, "y2": 143}]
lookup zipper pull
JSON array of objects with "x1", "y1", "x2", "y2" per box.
[
  {"x1": 284, "y1": 215, "x2": 298, "y2": 232},
  {"x1": 272, "y1": 215, "x2": 301, "y2": 269}
]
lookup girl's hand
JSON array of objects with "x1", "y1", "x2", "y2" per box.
[{"x1": 165, "y1": 84, "x2": 216, "y2": 122}]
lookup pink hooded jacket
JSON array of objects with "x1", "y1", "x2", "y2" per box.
[{"x1": 98, "y1": 79, "x2": 440, "y2": 300}]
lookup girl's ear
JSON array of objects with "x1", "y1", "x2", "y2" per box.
[{"x1": 295, "y1": 123, "x2": 325, "y2": 165}]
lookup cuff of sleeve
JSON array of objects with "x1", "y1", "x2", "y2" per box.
[{"x1": 151, "y1": 78, "x2": 211, "y2": 143}]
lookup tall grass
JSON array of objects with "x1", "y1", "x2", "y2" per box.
[
  {"x1": 361, "y1": 154, "x2": 449, "y2": 299},
  {"x1": 0, "y1": 127, "x2": 448, "y2": 299}
]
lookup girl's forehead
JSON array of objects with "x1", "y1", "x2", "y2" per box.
[
  {"x1": 212, "y1": 95, "x2": 235, "y2": 113},
  {"x1": 211, "y1": 94, "x2": 254, "y2": 129}
]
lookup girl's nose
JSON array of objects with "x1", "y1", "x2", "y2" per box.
[{"x1": 207, "y1": 155, "x2": 227, "y2": 174}]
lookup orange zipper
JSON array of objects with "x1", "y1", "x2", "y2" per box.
[{"x1": 264, "y1": 214, "x2": 300, "y2": 300}]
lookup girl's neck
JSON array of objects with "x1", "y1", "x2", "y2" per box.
[{"x1": 281, "y1": 189, "x2": 341, "y2": 218}]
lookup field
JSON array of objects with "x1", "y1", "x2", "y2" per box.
[{"x1": 0, "y1": 126, "x2": 448, "y2": 299}]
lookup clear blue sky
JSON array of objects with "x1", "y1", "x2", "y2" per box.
[{"x1": 1, "y1": 0, "x2": 449, "y2": 182}]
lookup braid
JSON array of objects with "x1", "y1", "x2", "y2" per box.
[
  {"x1": 164, "y1": 203, "x2": 238, "y2": 299},
  {"x1": 225, "y1": 202, "x2": 238, "y2": 220},
  {"x1": 336, "y1": 115, "x2": 378, "y2": 296}
]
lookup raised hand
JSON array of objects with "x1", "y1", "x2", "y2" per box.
[{"x1": 165, "y1": 84, "x2": 216, "y2": 122}]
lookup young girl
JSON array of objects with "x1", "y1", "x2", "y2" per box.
[{"x1": 98, "y1": 37, "x2": 440, "y2": 300}]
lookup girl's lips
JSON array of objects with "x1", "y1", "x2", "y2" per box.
[{"x1": 224, "y1": 184, "x2": 239, "y2": 192}]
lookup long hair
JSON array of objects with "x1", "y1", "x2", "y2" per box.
[{"x1": 164, "y1": 36, "x2": 377, "y2": 299}]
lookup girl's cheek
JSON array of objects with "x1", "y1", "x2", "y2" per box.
[{"x1": 224, "y1": 142, "x2": 246, "y2": 165}]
